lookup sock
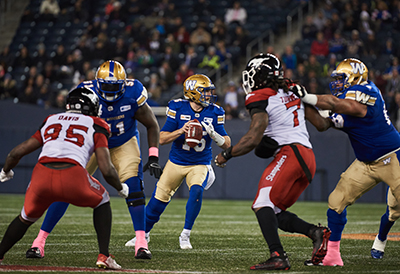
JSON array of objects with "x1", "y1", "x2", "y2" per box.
[
  {"x1": 327, "y1": 208, "x2": 347, "y2": 241},
  {"x1": 184, "y1": 185, "x2": 203, "y2": 230},
  {"x1": 378, "y1": 207, "x2": 395, "y2": 241},
  {"x1": 276, "y1": 210, "x2": 314, "y2": 236},
  {"x1": 93, "y1": 202, "x2": 111, "y2": 257},
  {"x1": 0, "y1": 216, "x2": 31, "y2": 259},
  {"x1": 255, "y1": 207, "x2": 284, "y2": 254},
  {"x1": 181, "y1": 228, "x2": 191, "y2": 237},
  {"x1": 41, "y1": 202, "x2": 69, "y2": 232},
  {"x1": 145, "y1": 195, "x2": 169, "y2": 233},
  {"x1": 31, "y1": 230, "x2": 49, "y2": 256},
  {"x1": 135, "y1": 230, "x2": 148, "y2": 254}
]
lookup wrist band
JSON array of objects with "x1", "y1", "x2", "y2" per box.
[
  {"x1": 303, "y1": 94, "x2": 318, "y2": 106},
  {"x1": 221, "y1": 146, "x2": 233, "y2": 160},
  {"x1": 149, "y1": 147, "x2": 159, "y2": 157}
]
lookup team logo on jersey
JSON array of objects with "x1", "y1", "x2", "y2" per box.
[
  {"x1": 204, "y1": 117, "x2": 213, "y2": 124},
  {"x1": 195, "y1": 113, "x2": 200, "y2": 118},
  {"x1": 180, "y1": 114, "x2": 191, "y2": 120},
  {"x1": 107, "y1": 106, "x2": 113, "y2": 111},
  {"x1": 350, "y1": 62, "x2": 366, "y2": 74},
  {"x1": 120, "y1": 105, "x2": 131, "y2": 112}
]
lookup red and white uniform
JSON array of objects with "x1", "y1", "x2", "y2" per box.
[
  {"x1": 246, "y1": 86, "x2": 316, "y2": 212},
  {"x1": 22, "y1": 112, "x2": 111, "y2": 222}
]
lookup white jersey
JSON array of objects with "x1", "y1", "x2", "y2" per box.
[
  {"x1": 32, "y1": 112, "x2": 110, "y2": 168},
  {"x1": 245, "y1": 87, "x2": 312, "y2": 148}
]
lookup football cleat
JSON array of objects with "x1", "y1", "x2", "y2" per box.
[
  {"x1": 371, "y1": 235, "x2": 386, "y2": 259},
  {"x1": 309, "y1": 224, "x2": 331, "y2": 265},
  {"x1": 250, "y1": 251, "x2": 290, "y2": 271},
  {"x1": 26, "y1": 247, "x2": 44, "y2": 259},
  {"x1": 125, "y1": 232, "x2": 150, "y2": 247},
  {"x1": 304, "y1": 259, "x2": 322, "y2": 266},
  {"x1": 135, "y1": 247, "x2": 152, "y2": 259},
  {"x1": 179, "y1": 235, "x2": 193, "y2": 249},
  {"x1": 96, "y1": 254, "x2": 121, "y2": 270}
]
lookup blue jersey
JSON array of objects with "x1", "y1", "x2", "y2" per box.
[
  {"x1": 162, "y1": 99, "x2": 228, "y2": 165},
  {"x1": 77, "y1": 79, "x2": 147, "y2": 149},
  {"x1": 331, "y1": 80, "x2": 400, "y2": 162}
]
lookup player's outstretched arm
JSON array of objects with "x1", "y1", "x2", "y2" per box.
[
  {"x1": 304, "y1": 104, "x2": 333, "y2": 132},
  {"x1": 96, "y1": 146, "x2": 123, "y2": 192},
  {"x1": 135, "y1": 103, "x2": 160, "y2": 148}
]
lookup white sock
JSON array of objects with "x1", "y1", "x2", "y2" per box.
[{"x1": 181, "y1": 229, "x2": 191, "y2": 237}]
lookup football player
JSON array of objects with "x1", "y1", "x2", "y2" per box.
[
  {"x1": 215, "y1": 53, "x2": 332, "y2": 270},
  {"x1": 291, "y1": 58, "x2": 400, "y2": 266},
  {"x1": 0, "y1": 87, "x2": 128, "y2": 269},
  {"x1": 26, "y1": 60, "x2": 161, "y2": 260},
  {"x1": 125, "y1": 74, "x2": 231, "y2": 249}
]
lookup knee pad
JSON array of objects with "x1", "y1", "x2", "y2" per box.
[{"x1": 126, "y1": 191, "x2": 145, "y2": 208}]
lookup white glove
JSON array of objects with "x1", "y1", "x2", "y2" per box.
[
  {"x1": 330, "y1": 113, "x2": 344, "y2": 128},
  {"x1": 0, "y1": 169, "x2": 14, "y2": 182},
  {"x1": 201, "y1": 121, "x2": 225, "y2": 147},
  {"x1": 118, "y1": 183, "x2": 129, "y2": 199},
  {"x1": 290, "y1": 84, "x2": 318, "y2": 106}
]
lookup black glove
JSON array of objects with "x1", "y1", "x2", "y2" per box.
[
  {"x1": 143, "y1": 156, "x2": 162, "y2": 179},
  {"x1": 290, "y1": 84, "x2": 307, "y2": 98}
]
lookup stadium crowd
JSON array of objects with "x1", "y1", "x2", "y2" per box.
[{"x1": 2, "y1": 0, "x2": 400, "y2": 126}]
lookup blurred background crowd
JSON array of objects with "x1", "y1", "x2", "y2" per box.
[{"x1": 1, "y1": 0, "x2": 400, "y2": 128}]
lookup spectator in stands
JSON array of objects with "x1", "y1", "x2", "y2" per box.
[
  {"x1": 13, "y1": 46, "x2": 32, "y2": 68},
  {"x1": 329, "y1": 30, "x2": 347, "y2": 55},
  {"x1": 70, "y1": 0, "x2": 88, "y2": 24},
  {"x1": 0, "y1": 46, "x2": 13, "y2": 68},
  {"x1": 294, "y1": 62, "x2": 308, "y2": 86},
  {"x1": 137, "y1": 48, "x2": 155, "y2": 68},
  {"x1": 302, "y1": 15, "x2": 318, "y2": 40},
  {"x1": 313, "y1": 9, "x2": 327, "y2": 31},
  {"x1": 182, "y1": 46, "x2": 199, "y2": 69},
  {"x1": 386, "y1": 68, "x2": 400, "y2": 95},
  {"x1": 342, "y1": 16, "x2": 357, "y2": 34},
  {"x1": 147, "y1": 73, "x2": 162, "y2": 103},
  {"x1": 363, "y1": 31, "x2": 380, "y2": 57},
  {"x1": 24, "y1": 66, "x2": 39, "y2": 89},
  {"x1": 164, "y1": 33, "x2": 180, "y2": 54},
  {"x1": 307, "y1": 77, "x2": 324, "y2": 95},
  {"x1": 215, "y1": 40, "x2": 231, "y2": 71},
  {"x1": 224, "y1": 1, "x2": 247, "y2": 27},
  {"x1": 198, "y1": 46, "x2": 221, "y2": 71},
  {"x1": 53, "y1": 45, "x2": 68, "y2": 69},
  {"x1": 51, "y1": 89, "x2": 68, "y2": 109},
  {"x1": 392, "y1": 0, "x2": 400, "y2": 32},
  {"x1": 359, "y1": 2, "x2": 373, "y2": 34},
  {"x1": 19, "y1": 85, "x2": 37, "y2": 105},
  {"x1": 113, "y1": 37, "x2": 129, "y2": 62},
  {"x1": 383, "y1": 57, "x2": 400, "y2": 80},
  {"x1": 340, "y1": 1, "x2": 355, "y2": 21},
  {"x1": 230, "y1": 25, "x2": 249, "y2": 55},
  {"x1": 281, "y1": 45, "x2": 297, "y2": 70},
  {"x1": 124, "y1": 50, "x2": 139, "y2": 73},
  {"x1": 174, "y1": 25, "x2": 190, "y2": 53},
  {"x1": 193, "y1": 0, "x2": 213, "y2": 17},
  {"x1": 211, "y1": 18, "x2": 228, "y2": 44},
  {"x1": 310, "y1": 31, "x2": 329, "y2": 57},
  {"x1": 36, "y1": 83, "x2": 51, "y2": 108},
  {"x1": 305, "y1": 54, "x2": 322, "y2": 78},
  {"x1": 159, "y1": 45, "x2": 180, "y2": 71},
  {"x1": 123, "y1": 0, "x2": 146, "y2": 17},
  {"x1": 189, "y1": 23, "x2": 212, "y2": 49},
  {"x1": 158, "y1": 60, "x2": 175, "y2": 89},
  {"x1": 42, "y1": 61, "x2": 58, "y2": 84},
  {"x1": 164, "y1": 2, "x2": 179, "y2": 19},
  {"x1": 381, "y1": 37, "x2": 398, "y2": 57},
  {"x1": 105, "y1": 0, "x2": 116, "y2": 16},
  {"x1": 330, "y1": 12, "x2": 343, "y2": 34},
  {"x1": 147, "y1": 30, "x2": 164, "y2": 57},
  {"x1": 33, "y1": 43, "x2": 48, "y2": 70},
  {"x1": 106, "y1": 1, "x2": 126, "y2": 24},
  {"x1": 223, "y1": 80, "x2": 239, "y2": 120},
  {"x1": 371, "y1": 0, "x2": 392, "y2": 32},
  {"x1": 175, "y1": 63, "x2": 194, "y2": 85},
  {"x1": 346, "y1": 29, "x2": 363, "y2": 57},
  {"x1": 0, "y1": 73, "x2": 17, "y2": 100},
  {"x1": 322, "y1": 53, "x2": 339, "y2": 77},
  {"x1": 322, "y1": 18, "x2": 334, "y2": 41},
  {"x1": 39, "y1": 0, "x2": 60, "y2": 21}
]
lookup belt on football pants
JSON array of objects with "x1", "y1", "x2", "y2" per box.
[
  {"x1": 41, "y1": 162, "x2": 76, "y2": 170},
  {"x1": 289, "y1": 144, "x2": 312, "y2": 184}
]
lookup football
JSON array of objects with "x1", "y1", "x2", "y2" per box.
[{"x1": 185, "y1": 119, "x2": 203, "y2": 148}]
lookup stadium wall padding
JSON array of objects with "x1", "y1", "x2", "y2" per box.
[{"x1": 0, "y1": 100, "x2": 388, "y2": 203}]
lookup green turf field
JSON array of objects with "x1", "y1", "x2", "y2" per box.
[{"x1": 0, "y1": 194, "x2": 399, "y2": 273}]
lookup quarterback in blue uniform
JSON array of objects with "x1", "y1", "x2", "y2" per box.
[
  {"x1": 26, "y1": 60, "x2": 161, "y2": 260},
  {"x1": 126, "y1": 74, "x2": 231, "y2": 249},
  {"x1": 292, "y1": 58, "x2": 400, "y2": 266}
]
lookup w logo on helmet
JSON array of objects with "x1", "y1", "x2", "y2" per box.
[
  {"x1": 185, "y1": 80, "x2": 197, "y2": 91},
  {"x1": 350, "y1": 62, "x2": 365, "y2": 74}
]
